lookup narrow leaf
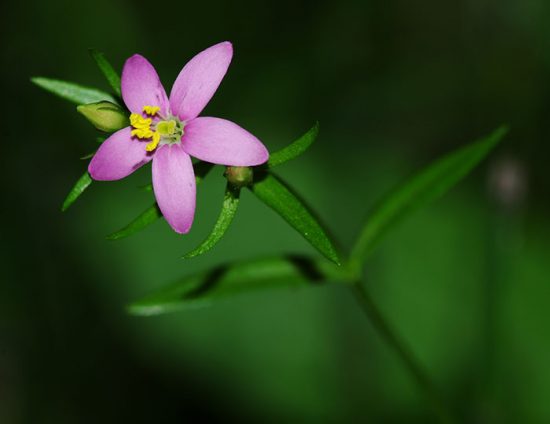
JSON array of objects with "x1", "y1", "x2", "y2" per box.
[
  {"x1": 128, "y1": 255, "x2": 353, "y2": 316},
  {"x1": 61, "y1": 171, "x2": 92, "y2": 212},
  {"x1": 267, "y1": 122, "x2": 319, "y2": 168},
  {"x1": 350, "y1": 125, "x2": 509, "y2": 264},
  {"x1": 107, "y1": 203, "x2": 162, "y2": 240},
  {"x1": 250, "y1": 172, "x2": 340, "y2": 265},
  {"x1": 89, "y1": 49, "x2": 121, "y2": 96},
  {"x1": 183, "y1": 183, "x2": 240, "y2": 258},
  {"x1": 109, "y1": 162, "x2": 215, "y2": 239},
  {"x1": 31, "y1": 77, "x2": 118, "y2": 105}
]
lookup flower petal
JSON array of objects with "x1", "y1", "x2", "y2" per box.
[
  {"x1": 88, "y1": 127, "x2": 152, "y2": 181},
  {"x1": 121, "y1": 54, "x2": 169, "y2": 114},
  {"x1": 182, "y1": 117, "x2": 269, "y2": 166},
  {"x1": 152, "y1": 144, "x2": 196, "y2": 234},
  {"x1": 169, "y1": 41, "x2": 233, "y2": 121}
]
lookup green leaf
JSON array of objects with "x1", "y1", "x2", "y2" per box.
[
  {"x1": 61, "y1": 171, "x2": 92, "y2": 212},
  {"x1": 31, "y1": 77, "x2": 118, "y2": 105},
  {"x1": 183, "y1": 183, "x2": 240, "y2": 258},
  {"x1": 109, "y1": 162, "x2": 215, "y2": 239},
  {"x1": 89, "y1": 49, "x2": 121, "y2": 96},
  {"x1": 128, "y1": 255, "x2": 353, "y2": 316},
  {"x1": 106, "y1": 203, "x2": 162, "y2": 240},
  {"x1": 250, "y1": 172, "x2": 340, "y2": 265},
  {"x1": 267, "y1": 122, "x2": 319, "y2": 168},
  {"x1": 350, "y1": 125, "x2": 509, "y2": 264}
]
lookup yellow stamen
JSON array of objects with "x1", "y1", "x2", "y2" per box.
[
  {"x1": 143, "y1": 105, "x2": 160, "y2": 116},
  {"x1": 146, "y1": 132, "x2": 161, "y2": 151},
  {"x1": 131, "y1": 128, "x2": 154, "y2": 139},
  {"x1": 130, "y1": 113, "x2": 152, "y2": 129}
]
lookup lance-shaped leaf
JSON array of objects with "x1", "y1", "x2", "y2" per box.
[
  {"x1": 108, "y1": 162, "x2": 215, "y2": 239},
  {"x1": 61, "y1": 171, "x2": 93, "y2": 212},
  {"x1": 250, "y1": 172, "x2": 340, "y2": 265},
  {"x1": 128, "y1": 255, "x2": 354, "y2": 316},
  {"x1": 89, "y1": 49, "x2": 121, "y2": 96},
  {"x1": 107, "y1": 203, "x2": 162, "y2": 240},
  {"x1": 267, "y1": 122, "x2": 319, "y2": 168},
  {"x1": 31, "y1": 77, "x2": 118, "y2": 105},
  {"x1": 183, "y1": 183, "x2": 240, "y2": 258},
  {"x1": 350, "y1": 125, "x2": 509, "y2": 264}
]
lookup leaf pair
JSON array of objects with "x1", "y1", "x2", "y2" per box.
[{"x1": 129, "y1": 126, "x2": 508, "y2": 315}]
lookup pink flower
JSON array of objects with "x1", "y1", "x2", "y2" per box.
[{"x1": 89, "y1": 42, "x2": 269, "y2": 233}]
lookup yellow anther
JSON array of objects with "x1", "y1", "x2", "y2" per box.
[
  {"x1": 130, "y1": 113, "x2": 142, "y2": 125},
  {"x1": 146, "y1": 132, "x2": 161, "y2": 151},
  {"x1": 131, "y1": 128, "x2": 154, "y2": 139},
  {"x1": 143, "y1": 105, "x2": 160, "y2": 116},
  {"x1": 130, "y1": 113, "x2": 152, "y2": 129}
]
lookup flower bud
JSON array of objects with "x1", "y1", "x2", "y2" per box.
[
  {"x1": 77, "y1": 101, "x2": 129, "y2": 132},
  {"x1": 224, "y1": 166, "x2": 254, "y2": 188}
]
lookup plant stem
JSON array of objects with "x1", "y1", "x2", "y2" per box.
[{"x1": 351, "y1": 282, "x2": 457, "y2": 424}]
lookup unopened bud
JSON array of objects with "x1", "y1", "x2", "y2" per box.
[
  {"x1": 77, "y1": 101, "x2": 129, "y2": 132},
  {"x1": 224, "y1": 166, "x2": 254, "y2": 187}
]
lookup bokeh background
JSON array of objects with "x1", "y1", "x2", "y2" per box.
[{"x1": 2, "y1": 0, "x2": 549, "y2": 422}]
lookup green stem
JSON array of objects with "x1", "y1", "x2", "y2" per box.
[{"x1": 351, "y1": 281, "x2": 457, "y2": 424}]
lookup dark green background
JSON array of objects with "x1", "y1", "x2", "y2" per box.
[{"x1": 2, "y1": 0, "x2": 549, "y2": 422}]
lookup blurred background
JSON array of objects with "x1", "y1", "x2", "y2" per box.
[{"x1": 1, "y1": 0, "x2": 549, "y2": 422}]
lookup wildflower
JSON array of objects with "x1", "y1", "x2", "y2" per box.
[{"x1": 88, "y1": 42, "x2": 269, "y2": 233}]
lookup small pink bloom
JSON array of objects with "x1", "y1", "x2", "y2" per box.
[{"x1": 89, "y1": 42, "x2": 269, "y2": 234}]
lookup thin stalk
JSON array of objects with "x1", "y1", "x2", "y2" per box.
[{"x1": 352, "y1": 281, "x2": 457, "y2": 424}]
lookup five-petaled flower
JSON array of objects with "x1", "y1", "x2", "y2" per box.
[{"x1": 89, "y1": 42, "x2": 269, "y2": 233}]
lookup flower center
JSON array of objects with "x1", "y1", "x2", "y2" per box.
[{"x1": 130, "y1": 105, "x2": 185, "y2": 152}]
